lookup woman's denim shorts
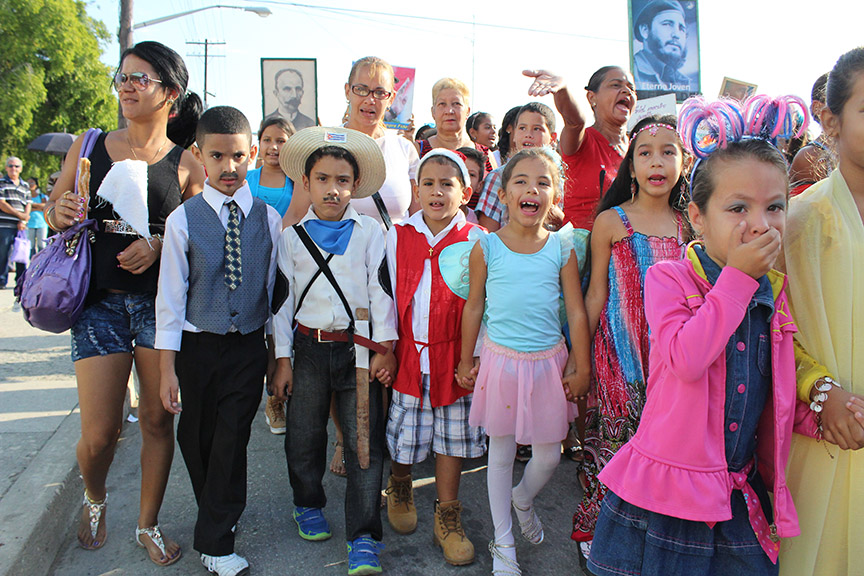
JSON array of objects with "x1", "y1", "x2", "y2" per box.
[{"x1": 70, "y1": 292, "x2": 157, "y2": 362}]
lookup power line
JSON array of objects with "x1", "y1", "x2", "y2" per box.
[{"x1": 252, "y1": 0, "x2": 625, "y2": 43}]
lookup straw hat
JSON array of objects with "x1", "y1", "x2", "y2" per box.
[{"x1": 279, "y1": 126, "x2": 386, "y2": 199}]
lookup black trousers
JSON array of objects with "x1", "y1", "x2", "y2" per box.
[{"x1": 176, "y1": 328, "x2": 266, "y2": 556}]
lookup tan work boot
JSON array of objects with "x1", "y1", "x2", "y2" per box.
[
  {"x1": 433, "y1": 500, "x2": 475, "y2": 566},
  {"x1": 385, "y1": 474, "x2": 417, "y2": 534},
  {"x1": 264, "y1": 396, "x2": 286, "y2": 434}
]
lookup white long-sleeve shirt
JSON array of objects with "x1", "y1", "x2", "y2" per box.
[
  {"x1": 155, "y1": 182, "x2": 282, "y2": 351},
  {"x1": 272, "y1": 205, "x2": 398, "y2": 361}
]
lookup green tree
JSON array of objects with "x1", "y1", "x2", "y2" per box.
[{"x1": 0, "y1": 0, "x2": 117, "y2": 182}]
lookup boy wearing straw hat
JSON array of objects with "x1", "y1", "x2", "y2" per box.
[
  {"x1": 157, "y1": 106, "x2": 283, "y2": 576},
  {"x1": 270, "y1": 126, "x2": 397, "y2": 575}
]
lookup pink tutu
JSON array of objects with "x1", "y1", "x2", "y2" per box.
[{"x1": 469, "y1": 336, "x2": 575, "y2": 444}]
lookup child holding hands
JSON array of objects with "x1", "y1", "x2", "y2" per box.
[
  {"x1": 588, "y1": 97, "x2": 823, "y2": 576},
  {"x1": 458, "y1": 148, "x2": 591, "y2": 575},
  {"x1": 270, "y1": 127, "x2": 397, "y2": 576},
  {"x1": 384, "y1": 149, "x2": 486, "y2": 566}
]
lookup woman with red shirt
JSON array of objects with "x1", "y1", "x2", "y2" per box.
[{"x1": 525, "y1": 66, "x2": 636, "y2": 230}]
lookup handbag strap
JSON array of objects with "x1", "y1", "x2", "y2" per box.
[
  {"x1": 370, "y1": 192, "x2": 392, "y2": 230},
  {"x1": 74, "y1": 128, "x2": 103, "y2": 204}
]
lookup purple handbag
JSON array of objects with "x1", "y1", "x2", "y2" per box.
[
  {"x1": 9, "y1": 230, "x2": 31, "y2": 266},
  {"x1": 14, "y1": 128, "x2": 102, "y2": 333}
]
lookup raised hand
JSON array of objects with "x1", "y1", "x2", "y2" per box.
[{"x1": 522, "y1": 69, "x2": 566, "y2": 97}]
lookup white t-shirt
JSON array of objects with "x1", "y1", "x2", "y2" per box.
[{"x1": 351, "y1": 131, "x2": 419, "y2": 228}]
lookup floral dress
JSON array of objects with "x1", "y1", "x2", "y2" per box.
[{"x1": 572, "y1": 206, "x2": 686, "y2": 541}]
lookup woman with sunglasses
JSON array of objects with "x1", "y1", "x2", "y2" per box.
[
  {"x1": 284, "y1": 55, "x2": 419, "y2": 229},
  {"x1": 45, "y1": 41, "x2": 204, "y2": 567}
]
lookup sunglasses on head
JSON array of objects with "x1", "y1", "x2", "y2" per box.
[
  {"x1": 351, "y1": 84, "x2": 392, "y2": 100},
  {"x1": 113, "y1": 72, "x2": 163, "y2": 91}
]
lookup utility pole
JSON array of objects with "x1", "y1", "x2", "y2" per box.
[
  {"x1": 117, "y1": 0, "x2": 134, "y2": 128},
  {"x1": 187, "y1": 40, "x2": 225, "y2": 108}
]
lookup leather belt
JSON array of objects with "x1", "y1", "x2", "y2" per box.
[{"x1": 296, "y1": 323, "x2": 388, "y2": 356}]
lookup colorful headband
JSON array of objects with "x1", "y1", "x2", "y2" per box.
[
  {"x1": 417, "y1": 148, "x2": 472, "y2": 186},
  {"x1": 678, "y1": 97, "x2": 746, "y2": 159},
  {"x1": 678, "y1": 95, "x2": 810, "y2": 159},
  {"x1": 744, "y1": 95, "x2": 809, "y2": 143},
  {"x1": 632, "y1": 122, "x2": 678, "y2": 139}
]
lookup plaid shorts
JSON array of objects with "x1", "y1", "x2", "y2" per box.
[{"x1": 386, "y1": 374, "x2": 486, "y2": 464}]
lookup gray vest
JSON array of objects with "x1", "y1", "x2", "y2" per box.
[{"x1": 184, "y1": 194, "x2": 271, "y2": 335}]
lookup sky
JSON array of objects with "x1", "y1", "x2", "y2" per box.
[{"x1": 84, "y1": 0, "x2": 860, "y2": 138}]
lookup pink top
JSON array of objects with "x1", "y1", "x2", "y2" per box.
[{"x1": 598, "y1": 245, "x2": 818, "y2": 539}]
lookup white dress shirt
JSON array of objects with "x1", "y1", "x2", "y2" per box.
[
  {"x1": 155, "y1": 181, "x2": 283, "y2": 351},
  {"x1": 385, "y1": 210, "x2": 469, "y2": 374},
  {"x1": 272, "y1": 204, "x2": 398, "y2": 363}
]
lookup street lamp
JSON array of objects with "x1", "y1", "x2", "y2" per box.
[{"x1": 133, "y1": 5, "x2": 272, "y2": 30}]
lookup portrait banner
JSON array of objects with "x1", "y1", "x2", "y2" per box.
[
  {"x1": 261, "y1": 58, "x2": 318, "y2": 131},
  {"x1": 719, "y1": 77, "x2": 758, "y2": 102},
  {"x1": 628, "y1": 0, "x2": 700, "y2": 103}
]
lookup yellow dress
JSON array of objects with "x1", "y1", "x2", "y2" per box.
[{"x1": 780, "y1": 169, "x2": 864, "y2": 576}]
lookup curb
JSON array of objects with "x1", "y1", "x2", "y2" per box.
[{"x1": 0, "y1": 409, "x2": 82, "y2": 576}]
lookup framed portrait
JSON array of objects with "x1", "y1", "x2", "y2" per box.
[
  {"x1": 719, "y1": 77, "x2": 757, "y2": 102},
  {"x1": 628, "y1": 0, "x2": 701, "y2": 103},
  {"x1": 261, "y1": 58, "x2": 318, "y2": 131}
]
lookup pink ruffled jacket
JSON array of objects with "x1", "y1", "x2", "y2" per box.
[{"x1": 598, "y1": 246, "x2": 818, "y2": 539}]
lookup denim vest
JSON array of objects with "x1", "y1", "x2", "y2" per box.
[{"x1": 185, "y1": 194, "x2": 271, "y2": 335}]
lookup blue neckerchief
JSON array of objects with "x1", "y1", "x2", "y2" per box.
[{"x1": 304, "y1": 218, "x2": 355, "y2": 255}]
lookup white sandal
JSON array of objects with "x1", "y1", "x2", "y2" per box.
[
  {"x1": 511, "y1": 498, "x2": 544, "y2": 544},
  {"x1": 78, "y1": 491, "x2": 107, "y2": 549},
  {"x1": 488, "y1": 540, "x2": 522, "y2": 576},
  {"x1": 136, "y1": 524, "x2": 182, "y2": 566}
]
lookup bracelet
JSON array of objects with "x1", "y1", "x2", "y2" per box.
[
  {"x1": 810, "y1": 376, "x2": 838, "y2": 446},
  {"x1": 45, "y1": 206, "x2": 59, "y2": 231}
]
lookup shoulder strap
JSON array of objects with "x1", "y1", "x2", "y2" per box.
[
  {"x1": 294, "y1": 252, "x2": 335, "y2": 317},
  {"x1": 613, "y1": 206, "x2": 634, "y2": 235},
  {"x1": 292, "y1": 224, "x2": 355, "y2": 329},
  {"x1": 370, "y1": 192, "x2": 392, "y2": 230}
]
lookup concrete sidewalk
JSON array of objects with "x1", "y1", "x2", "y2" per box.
[{"x1": 0, "y1": 288, "x2": 83, "y2": 576}]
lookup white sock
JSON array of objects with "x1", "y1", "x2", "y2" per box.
[{"x1": 511, "y1": 441, "x2": 560, "y2": 525}]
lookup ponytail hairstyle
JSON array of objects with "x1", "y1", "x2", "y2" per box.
[
  {"x1": 120, "y1": 41, "x2": 202, "y2": 149},
  {"x1": 678, "y1": 95, "x2": 808, "y2": 211},
  {"x1": 496, "y1": 105, "x2": 522, "y2": 164},
  {"x1": 596, "y1": 114, "x2": 687, "y2": 215}
]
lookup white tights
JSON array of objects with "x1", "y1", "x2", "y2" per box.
[{"x1": 487, "y1": 436, "x2": 560, "y2": 569}]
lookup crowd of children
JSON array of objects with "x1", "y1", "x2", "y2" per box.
[{"x1": 42, "y1": 39, "x2": 864, "y2": 576}]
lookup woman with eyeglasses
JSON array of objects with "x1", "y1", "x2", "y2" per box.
[
  {"x1": 45, "y1": 41, "x2": 204, "y2": 567},
  {"x1": 284, "y1": 56, "x2": 420, "y2": 229}
]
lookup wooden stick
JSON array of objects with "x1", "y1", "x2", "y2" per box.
[{"x1": 356, "y1": 367, "x2": 370, "y2": 469}]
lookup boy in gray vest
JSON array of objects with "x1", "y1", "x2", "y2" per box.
[{"x1": 156, "y1": 106, "x2": 282, "y2": 576}]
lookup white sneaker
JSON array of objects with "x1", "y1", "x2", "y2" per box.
[{"x1": 201, "y1": 553, "x2": 249, "y2": 576}]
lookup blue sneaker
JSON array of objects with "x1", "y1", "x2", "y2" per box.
[
  {"x1": 347, "y1": 536, "x2": 384, "y2": 575},
  {"x1": 293, "y1": 506, "x2": 331, "y2": 541}
]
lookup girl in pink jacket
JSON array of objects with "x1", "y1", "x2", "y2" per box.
[{"x1": 588, "y1": 97, "x2": 820, "y2": 576}]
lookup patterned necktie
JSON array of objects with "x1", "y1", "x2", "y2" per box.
[{"x1": 224, "y1": 201, "x2": 242, "y2": 290}]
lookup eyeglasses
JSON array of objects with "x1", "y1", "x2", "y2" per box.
[
  {"x1": 350, "y1": 85, "x2": 392, "y2": 100},
  {"x1": 7, "y1": 164, "x2": 22, "y2": 169},
  {"x1": 113, "y1": 72, "x2": 163, "y2": 91}
]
